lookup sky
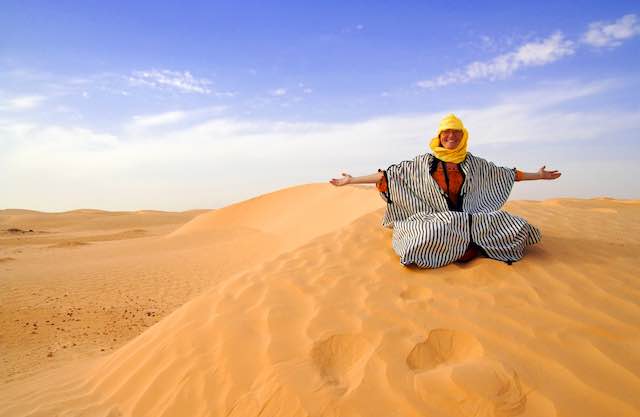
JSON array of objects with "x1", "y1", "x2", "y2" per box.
[{"x1": 1, "y1": 0, "x2": 639, "y2": 211}]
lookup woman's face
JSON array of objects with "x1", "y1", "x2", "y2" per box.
[{"x1": 439, "y1": 129, "x2": 464, "y2": 150}]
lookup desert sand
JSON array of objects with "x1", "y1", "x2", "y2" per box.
[{"x1": 1, "y1": 183, "x2": 639, "y2": 417}]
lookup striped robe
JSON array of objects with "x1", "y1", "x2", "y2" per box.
[{"x1": 380, "y1": 152, "x2": 541, "y2": 268}]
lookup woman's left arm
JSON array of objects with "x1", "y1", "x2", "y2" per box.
[{"x1": 516, "y1": 165, "x2": 561, "y2": 181}]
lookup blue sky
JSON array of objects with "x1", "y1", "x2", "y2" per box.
[{"x1": 1, "y1": 1, "x2": 639, "y2": 210}]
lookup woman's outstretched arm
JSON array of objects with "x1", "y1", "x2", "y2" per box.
[
  {"x1": 330, "y1": 171, "x2": 383, "y2": 186},
  {"x1": 517, "y1": 165, "x2": 561, "y2": 181}
]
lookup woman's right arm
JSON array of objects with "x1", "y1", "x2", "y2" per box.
[
  {"x1": 329, "y1": 171, "x2": 383, "y2": 186},
  {"x1": 516, "y1": 166, "x2": 561, "y2": 181}
]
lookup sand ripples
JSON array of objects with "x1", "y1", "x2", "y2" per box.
[{"x1": 1, "y1": 190, "x2": 640, "y2": 416}]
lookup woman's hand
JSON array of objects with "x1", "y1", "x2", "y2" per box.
[
  {"x1": 329, "y1": 173, "x2": 353, "y2": 186},
  {"x1": 538, "y1": 166, "x2": 561, "y2": 180}
]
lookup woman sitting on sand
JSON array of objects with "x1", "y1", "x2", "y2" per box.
[{"x1": 330, "y1": 113, "x2": 561, "y2": 268}]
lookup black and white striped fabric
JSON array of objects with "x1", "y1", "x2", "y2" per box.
[{"x1": 380, "y1": 153, "x2": 541, "y2": 268}]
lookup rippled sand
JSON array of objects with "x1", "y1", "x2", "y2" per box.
[{"x1": 1, "y1": 185, "x2": 639, "y2": 417}]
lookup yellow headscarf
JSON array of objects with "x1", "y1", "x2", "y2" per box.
[{"x1": 429, "y1": 113, "x2": 469, "y2": 163}]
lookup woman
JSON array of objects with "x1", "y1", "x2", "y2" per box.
[{"x1": 330, "y1": 114, "x2": 561, "y2": 268}]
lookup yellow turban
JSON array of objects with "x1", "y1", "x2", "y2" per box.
[{"x1": 429, "y1": 113, "x2": 469, "y2": 163}]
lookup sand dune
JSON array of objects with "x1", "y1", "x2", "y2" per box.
[
  {"x1": 167, "y1": 183, "x2": 385, "y2": 252},
  {"x1": 0, "y1": 184, "x2": 382, "y2": 382},
  {"x1": 1, "y1": 185, "x2": 639, "y2": 417},
  {"x1": 0, "y1": 208, "x2": 209, "y2": 233}
]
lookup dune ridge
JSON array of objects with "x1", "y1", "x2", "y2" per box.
[{"x1": 1, "y1": 184, "x2": 639, "y2": 417}]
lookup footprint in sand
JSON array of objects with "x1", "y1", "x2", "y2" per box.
[
  {"x1": 407, "y1": 329, "x2": 552, "y2": 417},
  {"x1": 406, "y1": 328, "x2": 483, "y2": 371},
  {"x1": 311, "y1": 334, "x2": 373, "y2": 394},
  {"x1": 449, "y1": 360, "x2": 530, "y2": 417}
]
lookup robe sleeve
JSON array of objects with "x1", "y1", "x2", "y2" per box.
[
  {"x1": 463, "y1": 156, "x2": 516, "y2": 213},
  {"x1": 380, "y1": 154, "x2": 443, "y2": 228}
]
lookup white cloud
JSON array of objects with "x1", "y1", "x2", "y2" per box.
[
  {"x1": 132, "y1": 111, "x2": 187, "y2": 128},
  {"x1": 2, "y1": 80, "x2": 638, "y2": 210},
  {"x1": 128, "y1": 69, "x2": 213, "y2": 94},
  {"x1": 270, "y1": 88, "x2": 287, "y2": 96},
  {"x1": 0, "y1": 123, "x2": 117, "y2": 154},
  {"x1": 0, "y1": 120, "x2": 36, "y2": 136},
  {"x1": 418, "y1": 32, "x2": 574, "y2": 88},
  {"x1": 512, "y1": 32, "x2": 574, "y2": 65},
  {"x1": 419, "y1": 14, "x2": 639, "y2": 89},
  {"x1": 127, "y1": 106, "x2": 228, "y2": 131},
  {"x1": 2, "y1": 95, "x2": 46, "y2": 110},
  {"x1": 582, "y1": 14, "x2": 640, "y2": 48}
]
